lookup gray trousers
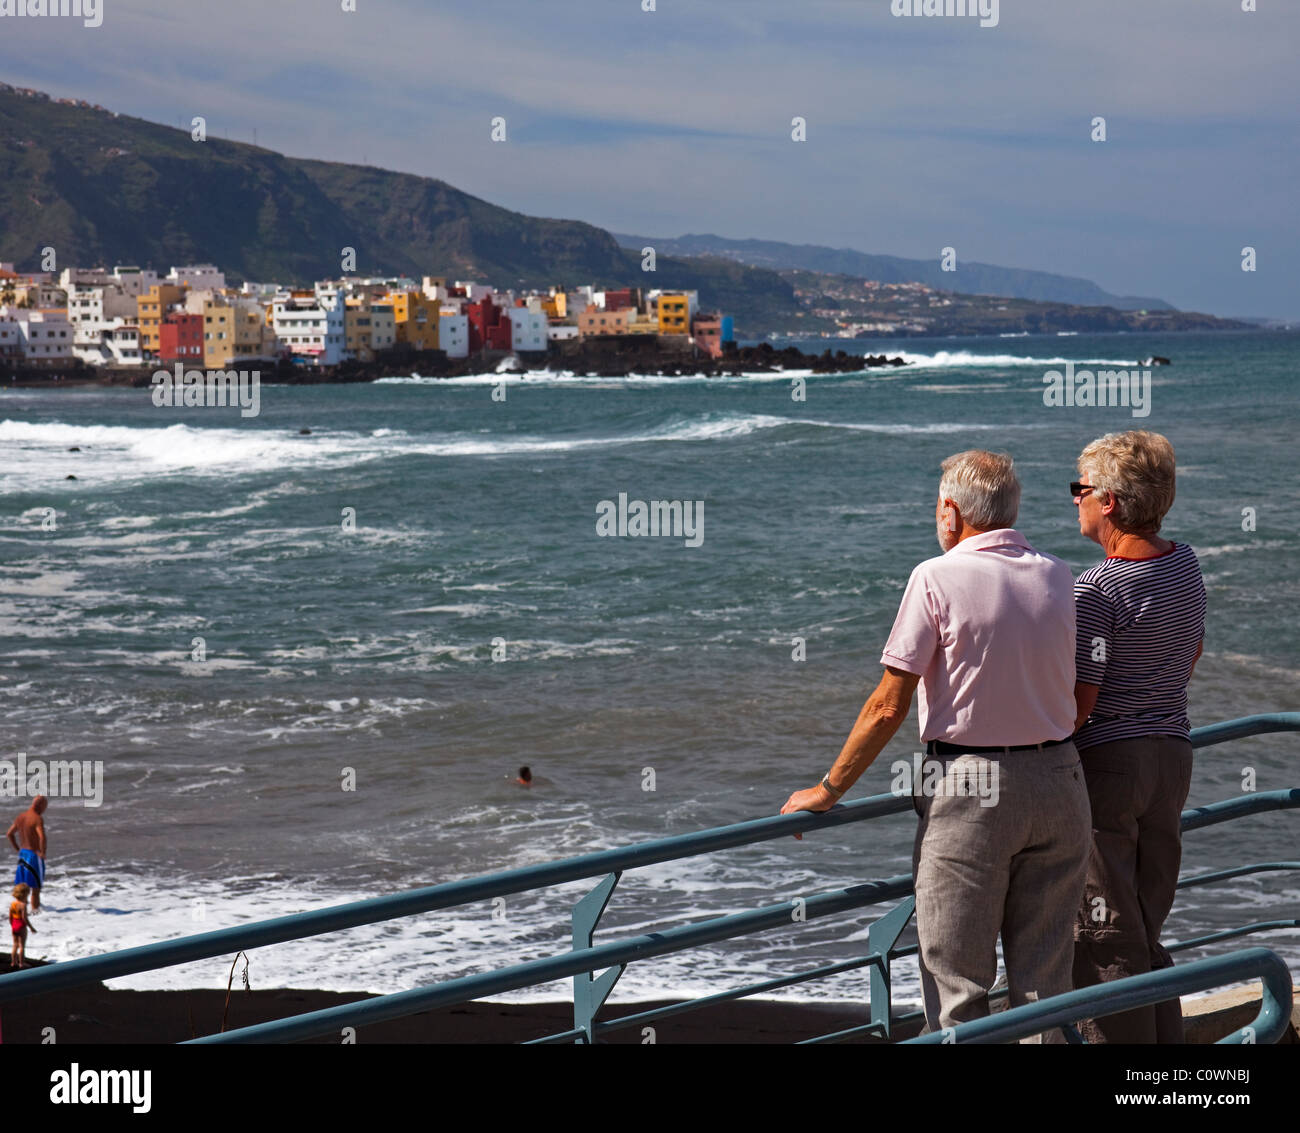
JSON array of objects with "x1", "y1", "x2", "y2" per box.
[
  {"x1": 911, "y1": 743, "x2": 1091, "y2": 1042},
  {"x1": 1072, "y1": 735, "x2": 1194, "y2": 1043}
]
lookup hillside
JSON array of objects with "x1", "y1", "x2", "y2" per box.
[
  {"x1": 0, "y1": 86, "x2": 1251, "y2": 338},
  {"x1": 613, "y1": 232, "x2": 1174, "y2": 312},
  {"x1": 0, "y1": 86, "x2": 799, "y2": 329}
]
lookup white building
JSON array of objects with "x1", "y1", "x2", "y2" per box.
[
  {"x1": 240, "y1": 282, "x2": 283, "y2": 300},
  {"x1": 73, "y1": 321, "x2": 142, "y2": 366},
  {"x1": 455, "y1": 281, "x2": 494, "y2": 302},
  {"x1": 168, "y1": 264, "x2": 226, "y2": 291},
  {"x1": 547, "y1": 324, "x2": 580, "y2": 342},
  {"x1": 182, "y1": 288, "x2": 230, "y2": 315},
  {"x1": 59, "y1": 267, "x2": 113, "y2": 289},
  {"x1": 68, "y1": 283, "x2": 137, "y2": 345},
  {"x1": 111, "y1": 266, "x2": 161, "y2": 298},
  {"x1": 510, "y1": 308, "x2": 548, "y2": 353},
  {"x1": 566, "y1": 288, "x2": 593, "y2": 318},
  {"x1": 272, "y1": 291, "x2": 347, "y2": 366},
  {"x1": 439, "y1": 312, "x2": 469, "y2": 359},
  {"x1": 1, "y1": 307, "x2": 74, "y2": 360},
  {"x1": 0, "y1": 310, "x2": 20, "y2": 358}
]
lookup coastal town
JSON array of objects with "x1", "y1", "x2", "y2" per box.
[{"x1": 0, "y1": 260, "x2": 738, "y2": 375}]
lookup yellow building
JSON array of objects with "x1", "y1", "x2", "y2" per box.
[
  {"x1": 541, "y1": 292, "x2": 567, "y2": 320},
  {"x1": 235, "y1": 304, "x2": 271, "y2": 359},
  {"x1": 344, "y1": 299, "x2": 372, "y2": 360},
  {"x1": 137, "y1": 284, "x2": 186, "y2": 355},
  {"x1": 657, "y1": 293, "x2": 690, "y2": 335},
  {"x1": 202, "y1": 300, "x2": 269, "y2": 367},
  {"x1": 344, "y1": 299, "x2": 395, "y2": 360},
  {"x1": 202, "y1": 300, "x2": 235, "y2": 369},
  {"x1": 385, "y1": 290, "x2": 440, "y2": 351}
]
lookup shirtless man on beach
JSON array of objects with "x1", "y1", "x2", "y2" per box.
[{"x1": 6, "y1": 796, "x2": 47, "y2": 912}]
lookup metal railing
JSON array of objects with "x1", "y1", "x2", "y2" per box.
[
  {"x1": 1, "y1": 712, "x2": 1297, "y2": 1044},
  {"x1": 904, "y1": 948, "x2": 1293, "y2": 1045}
]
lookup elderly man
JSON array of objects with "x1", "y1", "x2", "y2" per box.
[{"x1": 782, "y1": 450, "x2": 1090, "y2": 1038}]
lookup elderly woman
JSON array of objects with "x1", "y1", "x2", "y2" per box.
[{"x1": 1070, "y1": 430, "x2": 1206, "y2": 1043}]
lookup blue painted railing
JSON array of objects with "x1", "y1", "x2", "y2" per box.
[
  {"x1": 904, "y1": 947, "x2": 1293, "y2": 1045},
  {"x1": 1, "y1": 712, "x2": 1297, "y2": 1043}
]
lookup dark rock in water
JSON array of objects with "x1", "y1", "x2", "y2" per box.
[
  {"x1": 65, "y1": 474, "x2": 77, "y2": 480},
  {"x1": 299, "y1": 427, "x2": 312, "y2": 435},
  {"x1": 1139, "y1": 356, "x2": 1172, "y2": 366},
  {"x1": 68, "y1": 446, "x2": 81, "y2": 452}
]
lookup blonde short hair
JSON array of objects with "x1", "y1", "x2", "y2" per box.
[
  {"x1": 1078, "y1": 430, "x2": 1176, "y2": 534},
  {"x1": 939, "y1": 450, "x2": 1020, "y2": 530},
  {"x1": 12, "y1": 883, "x2": 29, "y2": 901}
]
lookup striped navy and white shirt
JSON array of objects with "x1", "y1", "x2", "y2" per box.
[{"x1": 1074, "y1": 542, "x2": 1207, "y2": 750}]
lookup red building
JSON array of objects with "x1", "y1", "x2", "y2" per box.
[
  {"x1": 466, "y1": 295, "x2": 512, "y2": 353},
  {"x1": 158, "y1": 312, "x2": 204, "y2": 365},
  {"x1": 603, "y1": 288, "x2": 636, "y2": 311}
]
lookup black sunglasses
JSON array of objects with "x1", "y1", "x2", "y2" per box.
[{"x1": 1070, "y1": 482, "x2": 1095, "y2": 498}]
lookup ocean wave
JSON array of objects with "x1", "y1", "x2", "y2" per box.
[
  {"x1": 894, "y1": 350, "x2": 1138, "y2": 368},
  {"x1": 0, "y1": 413, "x2": 1045, "y2": 483}
]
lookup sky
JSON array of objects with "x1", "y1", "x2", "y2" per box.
[{"x1": 1, "y1": 0, "x2": 1296, "y2": 318}]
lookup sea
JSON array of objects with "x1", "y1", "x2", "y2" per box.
[{"x1": 1, "y1": 330, "x2": 1296, "y2": 1010}]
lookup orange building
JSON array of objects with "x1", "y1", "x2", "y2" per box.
[
  {"x1": 385, "y1": 290, "x2": 440, "y2": 351},
  {"x1": 137, "y1": 284, "x2": 186, "y2": 355}
]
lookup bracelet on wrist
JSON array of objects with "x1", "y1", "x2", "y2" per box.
[{"x1": 820, "y1": 773, "x2": 845, "y2": 798}]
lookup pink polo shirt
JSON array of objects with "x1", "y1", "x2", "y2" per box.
[{"x1": 880, "y1": 528, "x2": 1076, "y2": 745}]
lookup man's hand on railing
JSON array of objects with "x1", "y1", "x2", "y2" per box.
[{"x1": 779, "y1": 784, "x2": 838, "y2": 841}]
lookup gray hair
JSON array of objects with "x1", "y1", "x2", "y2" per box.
[
  {"x1": 939, "y1": 450, "x2": 1020, "y2": 530},
  {"x1": 1078, "y1": 430, "x2": 1176, "y2": 534}
]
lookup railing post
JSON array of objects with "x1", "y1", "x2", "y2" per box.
[
  {"x1": 868, "y1": 896, "x2": 915, "y2": 1040},
  {"x1": 572, "y1": 871, "x2": 625, "y2": 1044}
]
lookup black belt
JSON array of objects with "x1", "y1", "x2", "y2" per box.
[{"x1": 927, "y1": 738, "x2": 1070, "y2": 755}]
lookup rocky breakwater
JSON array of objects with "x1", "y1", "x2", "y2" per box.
[{"x1": 551, "y1": 341, "x2": 909, "y2": 378}]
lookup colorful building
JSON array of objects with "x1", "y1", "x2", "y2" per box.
[
  {"x1": 201, "y1": 301, "x2": 236, "y2": 369},
  {"x1": 540, "y1": 291, "x2": 567, "y2": 320},
  {"x1": 344, "y1": 299, "x2": 397, "y2": 361},
  {"x1": 690, "y1": 314, "x2": 734, "y2": 359},
  {"x1": 159, "y1": 312, "x2": 204, "y2": 365},
  {"x1": 137, "y1": 284, "x2": 186, "y2": 355},
  {"x1": 602, "y1": 287, "x2": 637, "y2": 312},
  {"x1": 385, "y1": 290, "x2": 440, "y2": 351},
  {"x1": 656, "y1": 292, "x2": 691, "y2": 335},
  {"x1": 466, "y1": 295, "x2": 511, "y2": 352},
  {"x1": 577, "y1": 308, "x2": 633, "y2": 337}
]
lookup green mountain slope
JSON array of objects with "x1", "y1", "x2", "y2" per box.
[
  {"x1": 0, "y1": 87, "x2": 798, "y2": 323},
  {"x1": 0, "y1": 87, "x2": 1248, "y2": 338}
]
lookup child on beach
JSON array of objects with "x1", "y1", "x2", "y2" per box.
[{"x1": 10, "y1": 883, "x2": 36, "y2": 969}]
